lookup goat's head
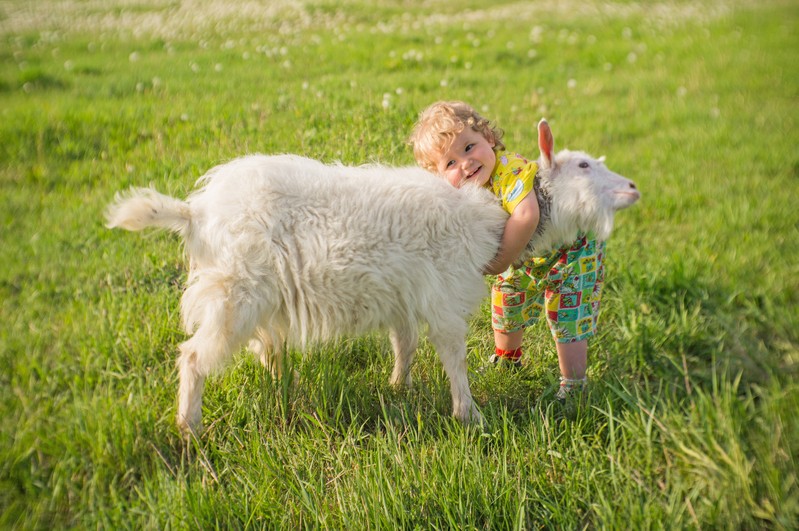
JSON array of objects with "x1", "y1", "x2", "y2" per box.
[
  {"x1": 538, "y1": 119, "x2": 640, "y2": 212},
  {"x1": 535, "y1": 119, "x2": 640, "y2": 242}
]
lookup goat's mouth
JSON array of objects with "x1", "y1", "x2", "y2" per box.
[{"x1": 613, "y1": 189, "x2": 641, "y2": 208}]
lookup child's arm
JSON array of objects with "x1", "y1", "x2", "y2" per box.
[{"x1": 483, "y1": 194, "x2": 540, "y2": 275}]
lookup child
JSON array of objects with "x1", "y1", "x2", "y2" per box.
[{"x1": 409, "y1": 101, "x2": 605, "y2": 400}]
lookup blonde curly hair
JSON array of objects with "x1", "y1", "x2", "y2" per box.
[{"x1": 409, "y1": 101, "x2": 505, "y2": 173}]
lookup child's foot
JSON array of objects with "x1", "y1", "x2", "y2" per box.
[
  {"x1": 488, "y1": 353, "x2": 522, "y2": 370},
  {"x1": 555, "y1": 377, "x2": 587, "y2": 403}
]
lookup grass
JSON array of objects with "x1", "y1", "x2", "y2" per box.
[{"x1": 1, "y1": 0, "x2": 797, "y2": 528}]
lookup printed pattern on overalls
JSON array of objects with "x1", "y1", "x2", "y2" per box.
[{"x1": 491, "y1": 234, "x2": 606, "y2": 343}]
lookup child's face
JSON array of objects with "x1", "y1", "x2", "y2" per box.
[{"x1": 435, "y1": 128, "x2": 496, "y2": 189}]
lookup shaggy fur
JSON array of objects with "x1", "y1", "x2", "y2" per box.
[
  {"x1": 108, "y1": 156, "x2": 507, "y2": 434},
  {"x1": 106, "y1": 122, "x2": 639, "y2": 436},
  {"x1": 523, "y1": 120, "x2": 640, "y2": 260}
]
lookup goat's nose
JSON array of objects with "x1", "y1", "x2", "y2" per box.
[{"x1": 629, "y1": 182, "x2": 637, "y2": 190}]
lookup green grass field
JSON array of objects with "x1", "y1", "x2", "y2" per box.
[{"x1": 1, "y1": 0, "x2": 797, "y2": 527}]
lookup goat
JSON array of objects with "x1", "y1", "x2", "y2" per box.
[{"x1": 105, "y1": 120, "x2": 639, "y2": 436}]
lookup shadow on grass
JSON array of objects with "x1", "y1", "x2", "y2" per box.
[{"x1": 601, "y1": 258, "x2": 796, "y2": 398}]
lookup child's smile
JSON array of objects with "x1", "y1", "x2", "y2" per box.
[{"x1": 436, "y1": 128, "x2": 496, "y2": 189}]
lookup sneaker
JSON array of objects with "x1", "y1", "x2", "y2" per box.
[{"x1": 488, "y1": 353, "x2": 522, "y2": 370}]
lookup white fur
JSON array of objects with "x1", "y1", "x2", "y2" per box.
[
  {"x1": 525, "y1": 149, "x2": 640, "y2": 259},
  {"x1": 107, "y1": 155, "x2": 507, "y2": 435},
  {"x1": 106, "y1": 143, "x2": 639, "y2": 436}
]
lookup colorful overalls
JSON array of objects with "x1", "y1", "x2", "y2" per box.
[{"x1": 490, "y1": 150, "x2": 605, "y2": 343}]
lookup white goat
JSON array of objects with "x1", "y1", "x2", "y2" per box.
[{"x1": 106, "y1": 120, "x2": 639, "y2": 436}]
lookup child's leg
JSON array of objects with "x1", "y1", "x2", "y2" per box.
[
  {"x1": 491, "y1": 270, "x2": 538, "y2": 366},
  {"x1": 555, "y1": 339, "x2": 588, "y2": 399},
  {"x1": 556, "y1": 339, "x2": 587, "y2": 380},
  {"x1": 493, "y1": 328, "x2": 524, "y2": 363},
  {"x1": 544, "y1": 234, "x2": 605, "y2": 398}
]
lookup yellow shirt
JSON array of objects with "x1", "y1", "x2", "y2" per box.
[{"x1": 489, "y1": 150, "x2": 538, "y2": 214}]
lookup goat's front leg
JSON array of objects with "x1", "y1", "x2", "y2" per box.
[
  {"x1": 428, "y1": 319, "x2": 482, "y2": 425},
  {"x1": 388, "y1": 324, "x2": 419, "y2": 388}
]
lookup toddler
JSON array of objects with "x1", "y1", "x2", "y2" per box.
[{"x1": 409, "y1": 101, "x2": 605, "y2": 400}]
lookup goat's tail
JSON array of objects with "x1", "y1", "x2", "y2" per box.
[{"x1": 105, "y1": 187, "x2": 191, "y2": 236}]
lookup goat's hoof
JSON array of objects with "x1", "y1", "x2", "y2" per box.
[
  {"x1": 454, "y1": 404, "x2": 483, "y2": 427},
  {"x1": 468, "y1": 408, "x2": 485, "y2": 428},
  {"x1": 388, "y1": 376, "x2": 413, "y2": 390},
  {"x1": 177, "y1": 416, "x2": 204, "y2": 440}
]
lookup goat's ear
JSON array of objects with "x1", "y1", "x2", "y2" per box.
[{"x1": 538, "y1": 119, "x2": 555, "y2": 169}]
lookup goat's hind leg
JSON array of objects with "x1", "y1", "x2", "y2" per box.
[
  {"x1": 176, "y1": 280, "x2": 258, "y2": 437},
  {"x1": 176, "y1": 338, "x2": 208, "y2": 437}
]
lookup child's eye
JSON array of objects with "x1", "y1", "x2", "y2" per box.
[
  {"x1": 446, "y1": 160, "x2": 455, "y2": 168},
  {"x1": 465, "y1": 144, "x2": 474, "y2": 152}
]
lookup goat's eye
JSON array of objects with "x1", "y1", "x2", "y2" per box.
[{"x1": 579, "y1": 161, "x2": 590, "y2": 169}]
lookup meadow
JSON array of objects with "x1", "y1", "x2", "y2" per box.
[{"x1": 1, "y1": 0, "x2": 797, "y2": 528}]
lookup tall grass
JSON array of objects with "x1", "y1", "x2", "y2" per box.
[{"x1": 1, "y1": 0, "x2": 797, "y2": 527}]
